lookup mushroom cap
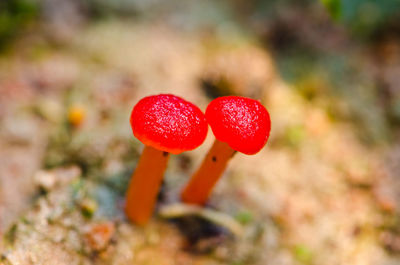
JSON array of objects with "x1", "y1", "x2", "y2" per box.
[
  {"x1": 205, "y1": 96, "x2": 271, "y2": 155},
  {"x1": 130, "y1": 94, "x2": 208, "y2": 154}
]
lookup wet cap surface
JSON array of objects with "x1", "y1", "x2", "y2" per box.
[
  {"x1": 130, "y1": 94, "x2": 208, "y2": 154},
  {"x1": 205, "y1": 96, "x2": 271, "y2": 155}
]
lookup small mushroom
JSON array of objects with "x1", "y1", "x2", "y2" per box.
[
  {"x1": 181, "y1": 96, "x2": 271, "y2": 205},
  {"x1": 126, "y1": 94, "x2": 208, "y2": 225}
]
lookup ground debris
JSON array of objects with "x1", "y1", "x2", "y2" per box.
[
  {"x1": 159, "y1": 203, "x2": 244, "y2": 237},
  {"x1": 83, "y1": 221, "x2": 115, "y2": 252}
]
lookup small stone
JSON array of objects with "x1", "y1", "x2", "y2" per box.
[
  {"x1": 34, "y1": 170, "x2": 57, "y2": 191},
  {"x1": 83, "y1": 222, "x2": 115, "y2": 251},
  {"x1": 54, "y1": 166, "x2": 82, "y2": 185},
  {"x1": 36, "y1": 98, "x2": 63, "y2": 123}
]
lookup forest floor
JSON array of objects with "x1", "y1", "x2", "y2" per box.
[{"x1": 0, "y1": 12, "x2": 400, "y2": 265}]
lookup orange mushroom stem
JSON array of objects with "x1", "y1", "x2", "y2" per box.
[
  {"x1": 125, "y1": 94, "x2": 207, "y2": 225},
  {"x1": 125, "y1": 146, "x2": 169, "y2": 225},
  {"x1": 181, "y1": 139, "x2": 236, "y2": 205},
  {"x1": 181, "y1": 96, "x2": 271, "y2": 205}
]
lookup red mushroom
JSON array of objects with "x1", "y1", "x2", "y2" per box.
[
  {"x1": 126, "y1": 94, "x2": 208, "y2": 224},
  {"x1": 181, "y1": 96, "x2": 271, "y2": 205}
]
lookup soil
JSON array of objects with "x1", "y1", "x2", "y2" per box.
[{"x1": 0, "y1": 7, "x2": 400, "y2": 265}]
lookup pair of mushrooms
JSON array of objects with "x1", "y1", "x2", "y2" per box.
[{"x1": 125, "y1": 94, "x2": 271, "y2": 225}]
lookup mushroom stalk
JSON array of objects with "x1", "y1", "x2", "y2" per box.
[
  {"x1": 125, "y1": 145, "x2": 169, "y2": 225},
  {"x1": 181, "y1": 139, "x2": 236, "y2": 205}
]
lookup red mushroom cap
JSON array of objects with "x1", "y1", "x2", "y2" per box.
[
  {"x1": 130, "y1": 94, "x2": 208, "y2": 154},
  {"x1": 205, "y1": 96, "x2": 271, "y2": 155}
]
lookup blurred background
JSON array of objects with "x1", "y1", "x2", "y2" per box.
[{"x1": 1, "y1": 0, "x2": 400, "y2": 264}]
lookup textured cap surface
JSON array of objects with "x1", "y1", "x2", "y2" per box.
[
  {"x1": 205, "y1": 96, "x2": 271, "y2": 155},
  {"x1": 130, "y1": 94, "x2": 208, "y2": 154}
]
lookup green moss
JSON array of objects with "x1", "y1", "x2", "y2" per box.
[
  {"x1": 4, "y1": 223, "x2": 18, "y2": 246},
  {"x1": 235, "y1": 211, "x2": 254, "y2": 225},
  {"x1": 284, "y1": 125, "x2": 306, "y2": 148},
  {"x1": 320, "y1": 0, "x2": 342, "y2": 20},
  {"x1": 293, "y1": 244, "x2": 313, "y2": 264},
  {"x1": 0, "y1": 0, "x2": 38, "y2": 50}
]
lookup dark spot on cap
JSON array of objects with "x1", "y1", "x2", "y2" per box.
[{"x1": 212, "y1": 156, "x2": 217, "y2": 162}]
